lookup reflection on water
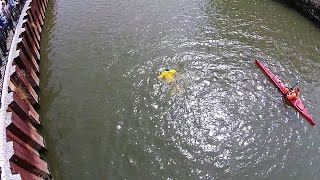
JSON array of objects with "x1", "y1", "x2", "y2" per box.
[{"x1": 40, "y1": 0, "x2": 320, "y2": 179}]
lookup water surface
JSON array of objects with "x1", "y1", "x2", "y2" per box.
[{"x1": 40, "y1": 0, "x2": 320, "y2": 179}]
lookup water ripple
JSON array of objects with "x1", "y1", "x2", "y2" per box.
[{"x1": 43, "y1": 0, "x2": 320, "y2": 179}]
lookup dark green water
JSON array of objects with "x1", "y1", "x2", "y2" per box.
[{"x1": 39, "y1": 0, "x2": 320, "y2": 179}]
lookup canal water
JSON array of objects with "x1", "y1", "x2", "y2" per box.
[{"x1": 39, "y1": 0, "x2": 320, "y2": 179}]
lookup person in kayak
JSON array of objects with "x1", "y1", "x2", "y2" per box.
[
  {"x1": 158, "y1": 66, "x2": 177, "y2": 84},
  {"x1": 286, "y1": 87, "x2": 300, "y2": 100}
]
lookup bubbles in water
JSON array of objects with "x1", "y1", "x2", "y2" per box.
[
  {"x1": 257, "y1": 85, "x2": 263, "y2": 90},
  {"x1": 151, "y1": 103, "x2": 159, "y2": 109}
]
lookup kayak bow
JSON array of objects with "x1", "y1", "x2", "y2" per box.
[{"x1": 255, "y1": 59, "x2": 315, "y2": 126}]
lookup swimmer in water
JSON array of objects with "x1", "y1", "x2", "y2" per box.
[
  {"x1": 157, "y1": 66, "x2": 184, "y2": 94},
  {"x1": 157, "y1": 66, "x2": 177, "y2": 84}
]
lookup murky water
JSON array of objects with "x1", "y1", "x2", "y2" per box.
[{"x1": 39, "y1": 0, "x2": 320, "y2": 179}]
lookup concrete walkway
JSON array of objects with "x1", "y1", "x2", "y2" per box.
[{"x1": 0, "y1": 31, "x2": 15, "y2": 105}]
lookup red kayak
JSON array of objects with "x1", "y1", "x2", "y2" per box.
[{"x1": 255, "y1": 59, "x2": 315, "y2": 126}]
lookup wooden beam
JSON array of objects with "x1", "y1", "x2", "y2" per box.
[
  {"x1": 8, "y1": 92, "x2": 40, "y2": 125},
  {"x1": 10, "y1": 141, "x2": 50, "y2": 177},
  {"x1": 10, "y1": 162, "x2": 42, "y2": 180},
  {"x1": 6, "y1": 111, "x2": 46, "y2": 151},
  {"x1": 11, "y1": 66, "x2": 39, "y2": 104},
  {"x1": 15, "y1": 51, "x2": 40, "y2": 88}
]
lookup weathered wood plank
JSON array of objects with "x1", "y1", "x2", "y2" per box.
[
  {"x1": 6, "y1": 112, "x2": 46, "y2": 151},
  {"x1": 19, "y1": 39, "x2": 40, "y2": 73},
  {"x1": 10, "y1": 141, "x2": 50, "y2": 177},
  {"x1": 8, "y1": 92, "x2": 40, "y2": 125},
  {"x1": 10, "y1": 162, "x2": 42, "y2": 180},
  {"x1": 16, "y1": 51, "x2": 40, "y2": 88},
  {"x1": 11, "y1": 65, "x2": 39, "y2": 104}
]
